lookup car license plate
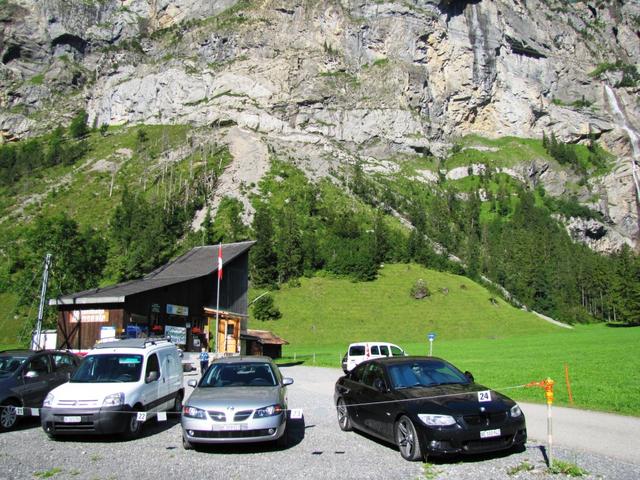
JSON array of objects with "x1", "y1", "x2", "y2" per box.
[
  {"x1": 480, "y1": 428, "x2": 501, "y2": 439},
  {"x1": 63, "y1": 416, "x2": 81, "y2": 423},
  {"x1": 213, "y1": 424, "x2": 245, "y2": 431}
]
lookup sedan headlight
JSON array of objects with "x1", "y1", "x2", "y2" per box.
[
  {"x1": 510, "y1": 404, "x2": 523, "y2": 418},
  {"x1": 102, "y1": 392, "x2": 124, "y2": 407},
  {"x1": 43, "y1": 393, "x2": 54, "y2": 408},
  {"x1": 417, "y1": 414, "x2": 457, "y2": 427},
  {"x1": 182, "y1": 406, "x2": 206, "y2": 419},
  {"x1": 254, "y1": 404, "x2": 284, "y2": 418}
]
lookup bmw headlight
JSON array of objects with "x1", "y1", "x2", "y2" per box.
[
  {"x1": 510, "y1": 404, "x2": 523, "y2": 418},
  {"x1": 254, "y1": 404, "x2": 284, "y2": 418},
  {"x1": 102, "y1": 392, "x2": 124, "y2": 407},
  {"x1": 182, "y1": 406, "x2": 206, "y2": 419},
  {"x1": 43, "y1": 393, "x2": 54, "y2": 408},
  {"x1": 417, "y1": 414, "x2": 457, "y2": 427}
]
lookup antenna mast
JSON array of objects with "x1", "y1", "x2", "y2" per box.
[{"x1": 31, "y1": 253, "x2": 52, "y2": 351}]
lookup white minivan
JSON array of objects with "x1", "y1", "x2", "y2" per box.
[
  {"x1": 41, "y1": 338, "x2": 184, "y2": 439},
  {"x1": 341, "y1": 342, "x2": 407, "y2": 373}
]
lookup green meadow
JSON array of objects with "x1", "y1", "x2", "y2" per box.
[{"x1": 251, "y1": 264, "x2": 640, "y2": 416}]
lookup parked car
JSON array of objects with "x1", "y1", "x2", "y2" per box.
[
  {"x1": 334, "y1": 356, "x2": 527, "y2": 461},
  {"x1": 0, "y1": 349, "x2": 80, "y2": 431},
  {"x1": 341, "y1": 342, "x2": 406, "y2": 373},
  {"x1": 40, "y1": 338, "x2": 184, "y2": 439},
  {"x1": 181, "y1": 356, "x2": 293, "y2": 450}
]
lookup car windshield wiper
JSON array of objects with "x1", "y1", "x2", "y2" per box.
[{"x1": 433, "y1": 381, "x2": 464, "y2": 386}]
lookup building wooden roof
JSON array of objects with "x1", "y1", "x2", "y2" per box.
[
  {"x1": 49, "y1": 241, "x2": 255, "y2": 306},
  {"x1": 244, "y1": 329, "x2": 289, "y2": 345}
]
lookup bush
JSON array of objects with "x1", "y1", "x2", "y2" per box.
[
  {"x1": 410, "y1": 279, "x2": 431, "y2": 299},
  {"x1": 69, "y1": 110, "x2": 88, "y2": 139},
  {"x1": 252, "y1": 294, "x2": 282, "y2": 321}
]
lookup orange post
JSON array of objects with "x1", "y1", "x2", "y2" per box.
[
  {"x1": 564, "y1": 364, "x2": 574, "y2": 405},
  {"x1": 526, "y1": 377, "x2": 555, "y2": 466}
]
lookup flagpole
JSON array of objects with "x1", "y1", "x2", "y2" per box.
[{"x1": 215, "y1": 242, "x2": 222, "y2": 354}]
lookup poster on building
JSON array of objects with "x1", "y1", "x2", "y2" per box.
[
  {"x1": 165, "y1": 325, "x2": 187, "y2": 345},
  {"x1": 70, "y1": 309, "x2": 108, "y2": 323}
]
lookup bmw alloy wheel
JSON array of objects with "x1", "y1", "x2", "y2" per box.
[
  {"x1": 336, "y1": 398, "x2": 352, "y2": 431},
  {"x1": 395, "y1": 415, "x2": 423, "y2": 461}
]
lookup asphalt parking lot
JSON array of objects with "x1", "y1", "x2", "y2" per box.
[{"x1": 0, "y1": 365, "x2": 637, "y2": 480}]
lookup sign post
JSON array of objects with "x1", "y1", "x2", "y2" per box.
[{"x1": 427, "y1": 332, "x2": 436, "y2": 356}]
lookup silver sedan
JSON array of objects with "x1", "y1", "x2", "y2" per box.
[{"x1": 181, "y1": 356, "x2": 293, "y2": 449}]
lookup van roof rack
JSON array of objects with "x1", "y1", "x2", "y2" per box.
[{"x1": 93, "y1": 337, "x2": 174, "y2": 350}]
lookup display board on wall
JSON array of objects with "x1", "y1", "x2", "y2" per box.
[
  {"x1": 70, "y1": 309, "x2": 108, "y2": 323},
  {"x1": 165, "y1": 325, "x2": 187, "y2": 345},
  {"x1": 166, "y1": 304, "x2": 189, "y2": 316}
]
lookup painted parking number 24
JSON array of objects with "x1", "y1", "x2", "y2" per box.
[{"x1": 478, "y1": 390, "x2": 492, "y2": 402}]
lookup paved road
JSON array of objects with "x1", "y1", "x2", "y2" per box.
[
  {"x1": 520, "y1": 402, "x2": 640, "y2": 464},
  {"x1": 0, "y1": 365, "x2": 637, "y2": 480}
]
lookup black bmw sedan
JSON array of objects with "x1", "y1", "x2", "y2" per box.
[{"x1": 334, "y1": 356, "x2": 527, "y2": 461}]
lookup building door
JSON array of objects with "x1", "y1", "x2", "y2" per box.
[{"x1": 217, "y1": 318, "x2": 240, "y2": 353}]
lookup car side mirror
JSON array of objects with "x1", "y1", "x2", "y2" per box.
[
  {"x1": 464, "y1": 371, "x2": 475, "y2": 383},
  {"x1": 187, "y1": 379, "x2": 198, "y2": 388},
  {"x1": 373, "y1": 378, "x2": 387, "y2": 392},
  {"x1": 282, "y1": 377, "x2": 294, "y2": 386},
  {"x1": 146, "y1": 371, "x2": 159, "y2": 383},
  {"x1": 25, "y1": 370, "x2": 38, "y2": 379}
]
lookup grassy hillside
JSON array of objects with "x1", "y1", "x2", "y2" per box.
[
  {"x1": 252, "y1": 263, "x2": 562, "y2": 348},
  {"x1": 250, "y1": 264, "x2": 640, "y2": 416}
]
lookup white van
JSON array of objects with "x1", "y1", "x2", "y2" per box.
[
  {"x1": 41, "y1": 338, "x2": 184, "y2": 439},
  {"x1": 341, "y1": 342, "x2": 407, "y2": 373}
]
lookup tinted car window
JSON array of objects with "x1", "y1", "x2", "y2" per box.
[
  {"x1": 371, "y1": 346, "x2": 380, "y2": 355},
  {"x1": 350, "y1": 363, "x2": 365, "y2": 382},
  {"x1": 52, "y1": 353, "x2": 75, "y2": 370},
  {"x1": 27, "y1": 355, "x2": 51, "y2": 374},
  {"x1": 72, "y1": 354, "x2": 143, "y2": 383},
  {"x1": 388, "y1": 360, "x2": 469, "y2": 389},
  {"x1": 379, "y1": 345, "x2": 389, "y2": 356},
  {"x1": 0, "y1": 355, "x2": 26, "y2": 374},
  {"x1": 361, "y1": 363, "x2": 385, "y2": 388},
  {"x1": 201, "y1": 362, "x2": 277, "y2": 387},
  {"x1": 349, "y1": 346, "x2": 365, "y2": 356}
]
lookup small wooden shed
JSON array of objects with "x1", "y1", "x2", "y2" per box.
[
  {"x1": 49, "y1": 241, "x2": 254, "y2": 353},
  {"x1": 243, "y1": 329, "x2": 289, "y2": 359}
]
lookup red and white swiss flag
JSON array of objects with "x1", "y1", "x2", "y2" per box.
[{"x1": 217, "y1": 243, "x2": 223, "y2": 280}]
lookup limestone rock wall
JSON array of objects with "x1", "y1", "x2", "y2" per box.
[{"x1": 1, "y1": 0, "x2": 639, "y2": 250}]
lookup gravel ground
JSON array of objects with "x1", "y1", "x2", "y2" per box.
[{"x1": 0, "y1": 365, "x2": 637, "y2": 480}]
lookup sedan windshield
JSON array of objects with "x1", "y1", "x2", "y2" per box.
[
  {"x1": 201, "y1": 362, "x2": 277, "y2": 387},
  {"x1": 71, "y1": 354, "x2": 142, "y2": 383},
  {"x1": 388, "y1": 360, "x2": 470, "y2": 389},
  {"x1": 0, "y1": 355, "x2": 26, "y2": 374}
]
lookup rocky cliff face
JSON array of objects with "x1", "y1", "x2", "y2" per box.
[{"x1": 1, "y1": 0, "x2": 639, "y2": 250}]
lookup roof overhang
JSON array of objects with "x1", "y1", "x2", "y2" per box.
[{"x1": 49, "y1": 296, "x2": 125, "y2": 306}]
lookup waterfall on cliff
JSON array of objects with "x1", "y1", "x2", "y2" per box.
[
  {"x1": 466, "y1": 4, "x2": 495, "y2": 93},
  {"x1": 604, "y1": 84, "x2": 640, "y2": 204}
]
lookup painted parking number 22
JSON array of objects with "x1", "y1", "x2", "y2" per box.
[{"x1": 478, "y1": 390, "x2": 492, "y2": 402}]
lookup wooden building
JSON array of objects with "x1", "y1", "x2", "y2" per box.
[
  {"x1": 243, "y1": 329, "x2": 289, "y2": 359},
  {"x1": 49, "y1": 241, "x2": 254, "y2": 353}
]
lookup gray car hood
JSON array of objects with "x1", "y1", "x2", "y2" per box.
[{"x1": 188, "y1": 386, "x2": 282, "y2": 410}]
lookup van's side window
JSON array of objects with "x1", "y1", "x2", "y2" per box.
[
  {"x1": 146, "y1": 353, "x2": 160, "y2": 378},
  {"x1": 349, "y1": 346, "x2": 365, "y2": 356},
  {"x1": 379, "y1": 346, "x2": 389, "y2": 356},
  {"x1": 390, "y1": 346, "x2": 404, "y2": 356},
  {"x1": 371, "y1": 346, "x2": 380, "y2": 355}
]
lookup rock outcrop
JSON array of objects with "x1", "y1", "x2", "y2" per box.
[{"x1": 1, "y1": 0, "x2": 639, "y2": 250}]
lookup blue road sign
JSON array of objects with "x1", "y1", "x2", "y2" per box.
[{"x1": 428, "y1": 333, "x2": 436, "y2": 341}]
